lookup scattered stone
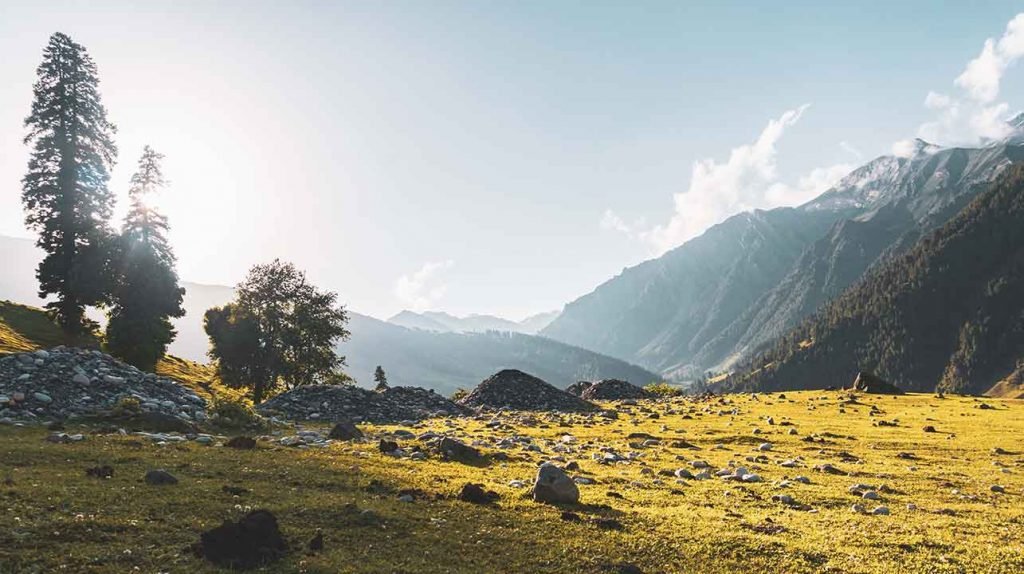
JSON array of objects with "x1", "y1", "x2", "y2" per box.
[
  {"x1": 533, "y1": 463, "x2": 580, "y2": 504},
  {"x1": 872, "y1": 506, "x2": 890, "y2": 516},
  {"x1": 193, "y1": 509, "x2": 287, "y2": 569},
  {"x1": 378, "y1": 439, "x2": 399, "y2": 454},
  {"x1": 991, "y1": 485, "x2": 1006, "y2": 493},
  {"x1": 922, "y1": 425, "x2": 937, "y2": 433}
]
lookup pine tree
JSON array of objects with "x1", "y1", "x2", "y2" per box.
[
  {"x1": 373, "y1": 365, "x2": 389, "y2": 391},
  {"x1": 106, "y1": 146, "x2": 185, "y2": 370},
  {"x1": 22, "y1": 32, "x2": 118, "y2": 334}
]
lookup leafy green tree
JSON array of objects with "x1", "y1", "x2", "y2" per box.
[
  {"x1": 205, "y1": 260, "x2": 350, "y2": 403},
  {"x1": 22, "y1": 32, "x2": 117, "y2": 334},
  {"x1": 373, "y1": 365, "x2": 389, "y2": 391},
  {"x1": 105, "y1": 147, "x2": 186, "y2": 370}
]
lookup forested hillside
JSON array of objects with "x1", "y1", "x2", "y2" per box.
[
  {"x1": 719, "y1": 164, "x2": 1024, "y2": 395},
  {"x1": 543, "y1": 142, "x2": 1022, "y2": 379}
]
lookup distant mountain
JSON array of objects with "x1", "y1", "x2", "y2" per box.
[
  {"x1": 0, "y1": 235, "x2": 651, "y2": 395},
  {"x1": 718, "y1": 163, "x2": 1024, "y2": 395},
  {"x1": 543, "y1": 141, "x2": 1024, "y2": 379},
  {"x1": 388, "y1": 309, "x2": 560, "y2": 334},
  {"x1": 343, "y1": 313, "x2": 658, "y2": 395}
]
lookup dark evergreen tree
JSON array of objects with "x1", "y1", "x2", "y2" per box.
[
  {"x1": 205, "y1": 260, "x2": 350, "y2": 403},
  {"x1": 373, "y1": 365, "x2": 389, "y2": 391},
  {"x1": 105, "y1": 147, "x2": 186, "y2": 370},
  {"x1": 22, "y1": 32, "x2": 118, "y2": 334}
]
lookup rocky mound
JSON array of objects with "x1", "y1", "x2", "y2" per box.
[
  {"x1": 458, "y1": 369, "x2": 596, "y2": 412},
  {"x1": 849, "y1": 372, "x2": 904, "y2": 395},
  {"x1": 258, "y1": 384, "x2": 468, "y2": 423},
  {"x1": 580, "y1": 379, "x2": 650, "y2": 401},
  {"x1": 565, "y1": 381, "x2": 592, "y2": 397},
  {"x1": 0, "y1": 347, "x2": 207, "y2": 425}
]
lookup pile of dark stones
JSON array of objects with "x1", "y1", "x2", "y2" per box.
[
  {"x1": 258, "y1": 384, "x2": 469, "y2": 423},
  {"x1": 0, "y1": 347, "x2": 206, "y2": 425},
  {"x1": 580, "y1": 379, "x2": 650, "y2": 401},
  {"x1": 457, "y1": 369, "x2": 597, "y2": 412}
]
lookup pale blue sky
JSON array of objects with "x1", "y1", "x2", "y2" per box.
[{"x1": 1, "y1": 1, "x2": 1023, "y2": 319}]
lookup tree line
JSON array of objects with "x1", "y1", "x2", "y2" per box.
[{"x1": 21, "y1": 32, "x2": 352, "y2": 401}]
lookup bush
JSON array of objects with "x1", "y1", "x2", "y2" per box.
[
  {"x1": 210, "y1": 397, "x2": 267, "y2": 430},
  {"x1": 111, "y1": 396, "x2": 141, "y2": 416},
  {"x1": 644, "y1": 382, "x2": 682, "y2": 398}
]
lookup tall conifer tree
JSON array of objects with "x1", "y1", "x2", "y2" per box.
[
  {"x1": 106, "y1": 146, "x2": 186, "y2": 370},
  {"x1": 22, "y1": 32, "x2": 118, "y2": 334}
]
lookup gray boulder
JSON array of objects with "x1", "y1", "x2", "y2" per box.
[{"x1": 533, "y1": 463, "x2": 579, "y2": 504}]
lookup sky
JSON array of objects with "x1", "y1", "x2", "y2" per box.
[{"x1": 1, "y1": 1, "x2": 1023, "y2": 321}]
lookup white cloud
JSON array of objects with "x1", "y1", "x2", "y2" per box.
[
  {"x1": 394, "y1": 260, "x2": 454, "y2": 311},
  {"x1": 915, "y1": 13, "x2": 1024, "y2": 145},
  {"x1": 609, "y1": 106, "x2": 853, "y2": 254}
]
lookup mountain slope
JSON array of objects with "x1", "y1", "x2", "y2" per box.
[
  {"x1": 387, "y1": 309, "x2": 559, "y2": 334},
  {"x1": 718, "y1": 163, "x2": 1024, "y2": 395},
  {"x1": 344, "y1": 313, "x2": 658, "y2": 395},
  {"x1": 0, "y1": 235, "x2": 655, "y2": 395},
  {"x1": 543, "y1": 142, "x2": 1023, "y2": 378}
]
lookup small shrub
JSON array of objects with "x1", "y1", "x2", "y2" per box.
[
  {"x1": 644, "y1": 382, "x2": 682, "y2": 398},
  {"x1": 210, "y1": 397, "x2": 267, "y2": 430},
  {"x1": 111, "y1": 396, "x2": 141, "y2": 416}
]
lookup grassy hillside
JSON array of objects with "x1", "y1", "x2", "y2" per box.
[
  {"x1": 720, "y1": 164, "x2": 1024, "y2": 395},
  {"x1": 1, "y1": 391, "x2": 1021, "y2": 573},
  {"x1": 0, "y1": 299, "x2": 240, "y2": 403}
]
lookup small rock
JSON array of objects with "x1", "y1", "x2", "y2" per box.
[
  {"x1": 328, "y1": 419, "x2": 363, "y2": 441},
  {"x1": 226, "y1": 436, "x2": 257, "y2": 450},
  {"x1": 458, "y1": 483, "x2": 499, "y2": 505},
  {"x1": 145, "y1": 469, "x2": 178, "y2": 485}
]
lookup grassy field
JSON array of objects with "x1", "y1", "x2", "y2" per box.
[{"x1": 1, "y1": 391, "x2": 1022, "y2": 573}]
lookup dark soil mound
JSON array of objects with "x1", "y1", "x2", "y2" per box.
[
  {"x1": 258, "y1": 385, "x2": 468, "y2": 423},
  {"x1": 194, "y1": 509, "x2": 287, "y2": 570},
  {"x1": 580, "y1": 379, "x2": 650, "y2": 400},
  {"x1": 849, "y1": 372, "x2": 904, "y2": 395},
  {"x1": 458, "y1": 369, "x2": 596, "y2": 412}
]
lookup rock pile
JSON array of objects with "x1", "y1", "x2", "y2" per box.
[
  {"x1": 580, "y1": 379, "x2": 650, "y2": 401},
  {"x1": 458, "y1": 370, "x2": 597, "y2": 412},
  {"x1": 849, "y1": 371, "x2": 904, "y2": 395},
  {"x1": 565, "y1": 381, "x2": 592, "y2": 397},
  {"x1": 258, "y1": 384, "x2": 468, "y2": 423},
  {"x1": 0, "y1": 347, "x2": 206, "y2": 425}
]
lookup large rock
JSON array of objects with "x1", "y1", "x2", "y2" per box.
[
  {"x1": 438, "y1": 436, "x2": 483, "y2": 463},
  {"x1": 850, "y1": 372, "x2": 904, "y2": 395},
  {"x1": 328, "y1": 419, "x2": 363, "y2": 440},
  {"x1": 458, "y1": 370, "x2": 597, "y2": 412},
  {"x1": 580, "y1": 379, "x2": 650, "y2": 401},
  {"x1": 258, "y1": 385, "x2": 468, "y2": 424},
  {"x1": 194, "y1": 509, "x2": 287, "y2": 569},
  {"x1": 533, "y1": 463, "x2": 580, "y2": 504}
]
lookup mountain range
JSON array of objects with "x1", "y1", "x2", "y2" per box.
[
  {"x1": 0, "y1": 235, "x2": 656, "y2": 394},
  {"x1": 718, "y1": 162, "x2": 1024, "y2": 395},
  {"x1": 387, "y1": 309, "x2": 559, "y2": 334},
  {"x1": 542, "y1": 139, "x2": 1024, "y2": 382}
]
